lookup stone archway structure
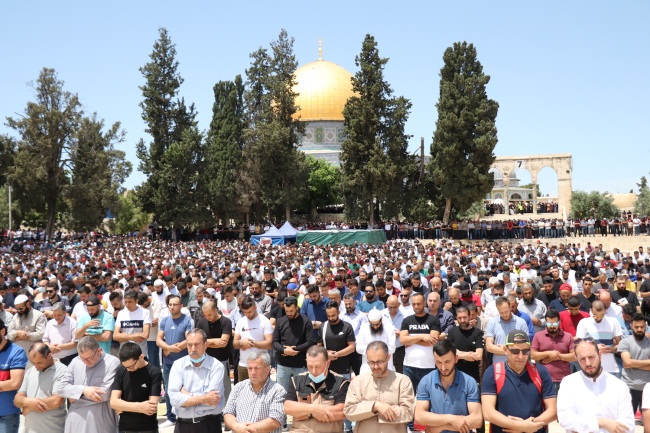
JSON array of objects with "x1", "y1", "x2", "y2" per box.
[{"x1": 491, "y1": 153, "x2": 573, "y2": 217}]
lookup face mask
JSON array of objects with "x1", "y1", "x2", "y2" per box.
[
  {"x1": 190, "y1": 354, "x2": 206, "y2": 364},
  {"x1": 308, "y1": 371, "x2": 326, "y2": 383}
]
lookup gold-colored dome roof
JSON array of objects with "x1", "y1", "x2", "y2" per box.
[{"x1": 293, "y1": 59, "x2": 355, "y2": 122}]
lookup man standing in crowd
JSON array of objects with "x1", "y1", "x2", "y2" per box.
[
  {"x1": 58, "y1": 336, "x2": 121, "y2": 433},
  {"x1": 14, "y1": 343, "x2": 66, "y2": 433},
  {"x1": 619, "y1": 313, "x2": 650, "y2": 418},
  {"x1": 8, "y1": 294, "x2": 46, "y2": 353},
  {"x1": 75, "y1": 296, "x2": 115, "y2": 354},
  {"x1": 383, "y1": 295, "x2": 406, "y2": 373},
  {"x1": 400, "y1": 292, "x2": 441, "y2": 412},
  {"x1": 109, "y1": 342, "x2": 161, "y2": 433},
  {"x1": 272, "y1": 295, "x2": 315, "y2": 392},
  {"x1": 446, "y1": 306, "x2": 484, "y2": 386},
  {"x1": 250, "y1": 280, "x2": 273, "y2": 316},
  {"x1": 168, "y1": 329, "x2": 225, "y2": 433},
  {"x1": 285, "y1": 346, "x2": 349, "y2": 433},
  {"x1": 114, "y1": 290, "x2": 152, "y2": 359},
  {"x1": 43, "y1": 302, "x2": 77, "y2": 365},
  {"x1": 414, "y1": 340, "x2": 483, "y2": 433},
  {"x1": 357, "y1": 309, "x2": 396, "y2": 374},
  {"x1": 557, "y1": 339, "x2": 635, "y2": 433},
  {"x1": 558, "y1": 295, "x2": 590, "y2": 337},
  {"x1": 224, "y1": 352, "x2": 286, "y2": 433},
  {"x1": 40, "y1": 282, "x2": 70, "y2": 319},
  {"x1": 0, "y1": 317, "x2": 26, "y2": 433},
  {"x1": 301, "y1": 285, "x2": 329, "y2": 339},
  {"x1": 344, "y1": 341, "x2": 415, "y2": 433},
  {"x1": 576, "y1": 300, "x2": 623, "y2": 377},
  {"x1": 518, "y1": 283, "x2": 547, "y2": 333},
  {"x1": 485, "y1": 296, "x2": 528, "y2": 365},
  {"x1": 357, "y1": 283, "x2": 384, "y2": 312},
  {"x1": 426, "y1": 292, "x2": 454, "y2": 338},
  {"x1": 156, "y1": 294, "x2": 193, "y2": 429},
  {"x1": 482, "y1": 330, "x2": 557, "y2": 433},
  {"x1": 531, "y1": 309, "x2": 575, "y2": 391},
  {"x1": 233, "y1": 296, "x2": 273, "y2": 381},
  {"x1": 196, "y1": 300, "x2": 232, "y2": 405}
]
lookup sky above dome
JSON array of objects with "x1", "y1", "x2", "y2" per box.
[{"x1": 1, "y1": 1, "x2": 648, "y2": 197}]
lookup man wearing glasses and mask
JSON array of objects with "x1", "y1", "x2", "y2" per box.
[
  {"x1": 344, "y1": 341, "x2": 415, "y2": 433},
  {"x1": 482, "y1": 330, "x2": 557, "y2": 433},
  {"x1": 58, "y1": 336, "x2": 121, "y2": 433}
]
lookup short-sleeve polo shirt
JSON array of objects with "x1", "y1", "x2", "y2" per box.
[{"x1": 417, "y1": 369, "x2": 479, "y2": 431}]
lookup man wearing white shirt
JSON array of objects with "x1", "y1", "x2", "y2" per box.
[
  {"x1": 114, "y1": 290, "x2": 152, "y2": 358},
  {"x1": 557, "y1": 339, "x2": 634, "y2": 433},
  {"x1": 576, "y1": 300, "x2": 622, "y2": 377}
]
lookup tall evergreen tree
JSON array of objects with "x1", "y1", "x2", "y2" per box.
[
  {"x1": 241, "y1": 29, "x2": 306, "y2": 221},
  {"x1": 340, "y1": 34, "x2": 412, "y2": 225},
  {"x1": 6, "y1": 68, "x2": 83, "y2": 239},
  {"x1": 204, "y1": 75, "x2": 245, "y2": 223},
  {"x1": 136, "y1": 27, "x2": 197, "y2": 221},
  {"x1": 428, "y1": 42, "x2": 499, "y2": 223},
  {"x1": 67, "y1": 115, "x2": 132, "y2": 231}
]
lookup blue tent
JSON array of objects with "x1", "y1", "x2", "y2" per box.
[
  {"x1": 278, "y1": 221, "x2": 298, "y2": 243},
  {"x1": 250, "y1": 226, "x2": 286, "y2": 245}
]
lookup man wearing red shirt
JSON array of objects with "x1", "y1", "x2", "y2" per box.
[
  {"x1": 559, "y1": 296, "x2": 590, "y2": 336},
  {"x1": 531, "y1": 309, "x2": 576, "y2": 391}
]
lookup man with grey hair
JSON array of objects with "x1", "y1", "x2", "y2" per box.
[
  {"x1": 57, "y1": 336, "x2": 121, "y2": 433},
  {"x1": 42, "y1": 302, "x2": 77, "y2": 366},
  {"x1": 14, "y1": 343, "x2": 68, "y2": 433},
  {"x1": 168, "y1": 328, "x2": 225, "y2": 433},
  {"x1": 224, "y1": 351, "x2": 286, "y2": 433}
]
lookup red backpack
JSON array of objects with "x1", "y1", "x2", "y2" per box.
[{"x1": 494, "y1": 361, "x2": 542, "y2": 394}]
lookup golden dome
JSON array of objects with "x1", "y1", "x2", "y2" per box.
[{"x1": 293, "y1": 59, "x2": 355, "y2": 122}]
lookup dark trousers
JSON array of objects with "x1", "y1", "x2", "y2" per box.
[
  {"x1": 58, "y1": 353, "x2": 77, "y2": 366},
  {"x1": 175, "y1": 415, "x2": 222, "y2": 433},
  {"x1": 403, "y1": 365, "x2": 435, "y2": 429},
  {"x1": 351, "y1": 353, "x2": 362, "y2": 376},
  {"x1": 630, "y1": 388, "x2": 643, "y2": 414},
  {"x1": 393, "y1": 346, "x2": 405, "y2": 374}
]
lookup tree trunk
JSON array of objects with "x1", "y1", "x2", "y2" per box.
[
  {"x1": 285, "y1": 202, "x2": 291, "y2": 222},
  {"x1": 443, "y1": 197, "x2": 452, "y2": 224},
  {"x1": 45, "y1": 195, "x2": 57, "y2": 242},
  {"x1": 369, "y1": 197, "x2": 375, "y2": 227},
  {"x1": 310, "y1": 205, "x2": 318, "y2": 221}
]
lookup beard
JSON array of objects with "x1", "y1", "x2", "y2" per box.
[
  {"x1": 17, "y1": 308, "x2": 30, "y2": 317},
  {"x1": 370, "y1": 324, "x2": 384, "y2": 335},
  {"x1": 634, "y1": 331, "x2": 645, "y2": 341},
  {"x1": 89, "y1": 309, "x2": 101, "y2": 318},
  {"x1": 582, "y1": 364, "x2": 603, "y2": 379},
  {"x1": 438, "y1": 366, "x2": 455, "y2": 377},
  {"x1": 523, "y1": 297, "x2": 535, "y2": 305}
]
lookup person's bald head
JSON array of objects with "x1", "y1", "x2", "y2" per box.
[
  {"x1": 430, "y1": 277, "x2": 442, "y2": 291},
  {"x1": 598, "y1": 291, "x2": 612, "y2": 308},
  {"x1": 387, "y1": 295, "x2": 399, "y2": 308}
]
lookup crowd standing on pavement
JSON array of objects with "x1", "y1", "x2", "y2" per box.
[{"x1": 1, "y1": 232, "x2": 650, "y2": 433}]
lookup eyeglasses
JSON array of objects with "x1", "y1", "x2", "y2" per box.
[
  {"x1": 367, "y1": 358, "x2": 388, "y2": 367},
  {"x1": 400, "y1": 294, "x2": 409, "y2": 297},
  {"x1": 122, "y1": 359, "x2": 138, "y2": 371},
  {"x1": 507, "y1": 348, "x2": 531, "y2": 355},
  {"x1": 80, "y1": 348, "x2": 99, "y2": 362},
  {"x1": 365, "y1": 290, "x2": 375, "y2": 294}
]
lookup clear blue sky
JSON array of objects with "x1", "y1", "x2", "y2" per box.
[{"x1": 2, "y1": 1, "x2": 649, "y2": 197}]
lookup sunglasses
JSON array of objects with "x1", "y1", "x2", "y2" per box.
[
  {"x1": 46, "y1": 290, "x2": 56, "y2": 294},
  {"x1": 365, "y1": 290, "x2": 375, "y2": 294},
  {"x1": 508, "y1": 348, "x2": 530, "y2": 355}
]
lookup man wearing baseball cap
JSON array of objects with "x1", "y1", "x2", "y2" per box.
[{"x1": 482, "y1": 330, "x2": 557, "y2": 433}]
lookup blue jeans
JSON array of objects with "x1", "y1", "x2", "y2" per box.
[
  {"x1": 276, "y1": 365, "x2": 306, "y2": 393},
  {"x1": 162, "y1": 362, "x2": 176, "y2": 422},
  {"x1": 147, "y1": 341, "x2": 160, "y2": 368},
  {"x1": 0, "y1": 413, "x2": 19, "y2": 433},
  {"x1": 403, "y1": 365, "x2": 434, "y2": 428}
]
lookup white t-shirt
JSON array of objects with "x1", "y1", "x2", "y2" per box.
[
  {"x1": 115, "y1": 306, "x2": 152, "y2": 356},
  {"x1": 234, "y1": 314, "x2": 273, "y2": 367},
  {"x1": 219, "y1": 298, "x2": 238, "y2": 317},
  {"x1": 576, "y1": 317, "x2": 622, "y2": 373},
  {"x1": 642, "y1": 382, "x2": 650, "y2": 409}
]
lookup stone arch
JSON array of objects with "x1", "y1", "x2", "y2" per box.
[{"x1": 491, "y1": 154, "x2": 572, "y2": 217}]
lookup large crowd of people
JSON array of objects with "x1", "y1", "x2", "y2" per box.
[{"x1": 0, "y1": 234, "x2": 649, "y2": 433}]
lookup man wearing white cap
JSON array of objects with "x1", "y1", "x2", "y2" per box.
[
  {"x1": 152, "y1": 279, "x2": 170, "y2": 310},
  {"x1": 356, "y1": 309, "x2": 396, "y2": 374},
  {"x1": 7, "y1": 294, "x2": 47, "y2": 354}
]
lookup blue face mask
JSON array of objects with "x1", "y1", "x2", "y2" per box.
[
  {"x1": 308, "y1": 372, "x2": 326, "y2": 383},
  {"x1": 190, "y1": 354, "x2": 206, "y2": 364}
]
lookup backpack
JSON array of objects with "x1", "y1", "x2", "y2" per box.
[{"x1": 494, "y1": 361, "x2": 542, "y2": 395}]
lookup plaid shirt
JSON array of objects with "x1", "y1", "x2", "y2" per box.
[{"x1": 224, "y1": 377, "x2": 285, "y2": 433}]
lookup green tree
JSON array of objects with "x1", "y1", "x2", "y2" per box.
[
  {"x1": 571, "y1": 190, "x2": 619, "y2": 219},
  {"x1": 241, "y1": 29, "x2": 306, "y2": 221},
  {"x1": 428, "y1": 42, "x2": 499, "y2": 223},
  {"x1": 520, "y1": 183, "x2": 542, "y2": 197},
  {"x1": 204, "y1": 75, "x2": 245, "y2": 223},
  {"x1": 340, "y1": 34, "x2": 413, "y2": 225},
  {"x1": 136, "y1": 27, "x2": 198, "y2": 222},
  {"x1": 109, "y1": 191, "x2": 151, "y2": 234},
  {"x1": 635, "y1": 175, "x2": 650, "y2": 216},
  {"x1": 301, "y1": 156, "x2": 340, "y2": 218},
  {"x1": 66, "y1": 115, "x2": 132, "y2": 232},
  {"x1": 5, "y1": 68, "x2": 83, "y2": 238}
]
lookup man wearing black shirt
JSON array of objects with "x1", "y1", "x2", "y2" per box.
[
  {"x1": 536, "y1": 276, "x2": 558, "y2": 307},
  {"x1": 196, "y1": 300, "x2": 233, "y2": 404},
  {"x1": 611, "y1": 274, "x2": 640, "y2": 309},
  {"x1": 317, "y1": 302, "x2": 356, "y2": 377},
  {"x1": 110, "y1": 342, "x2": 162, "y2": 433},
  {"x1": 272, "y1": 296, "x2": 315, "y2": 393},
  {"x1": 262, "y1": 269, "x2": 278, "y2": 299},
  {"x1": 375, "y1": 279, "x2": 390, "y2": 307},
  {"x1": 446, "y1": 306, "x2": 484, "y2": 384}
]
